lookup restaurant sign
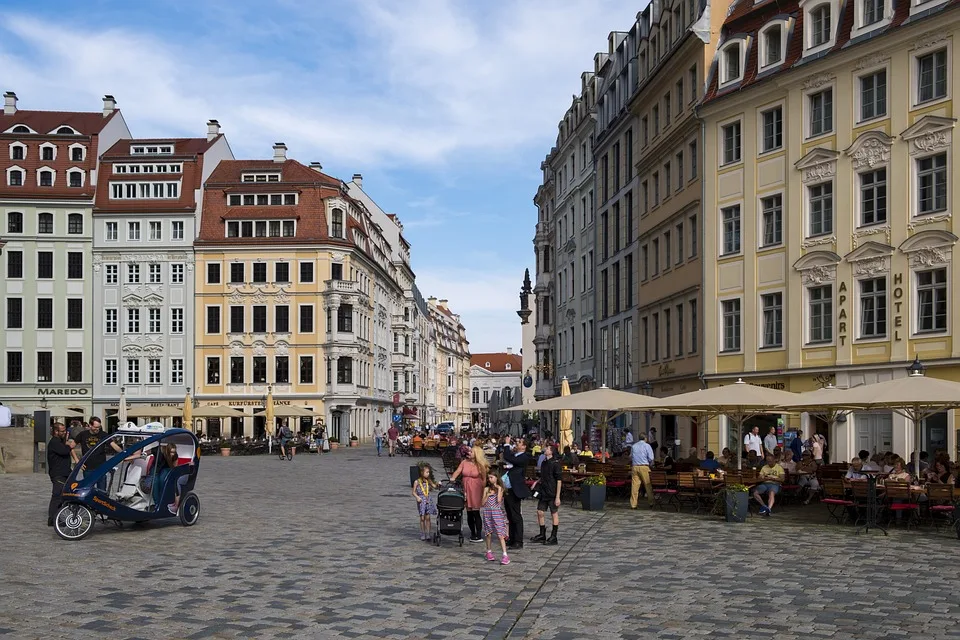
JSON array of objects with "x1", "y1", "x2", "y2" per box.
[{"x1": 37, "y1": 388, "x2": 89, "y2": 396}]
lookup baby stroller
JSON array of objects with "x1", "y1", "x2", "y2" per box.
[{"x1": 433, "y1": 483, "x2": 465, "y2": 546}]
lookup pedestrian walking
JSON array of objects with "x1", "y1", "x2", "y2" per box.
[
  {"x1": 531, "y1": 444, "x2": 562, "y2": 545},
  {"x1": 47, "y1": 422, "x2": 75, "y2": 527},
  {"x1": 387, "y1": 423, "x2": 399, "y2": 457},
  {"x1": 502, "y1": 438, "x2": 531, "y2": 550},
  {"x1": 630, "y1": 434, "x2": 656, "y2": 509},
  {"x1": 373, "y1": 421, "x2": 385, "y2": 457},
  {"x1": 481, "y1": 472, "x2": 510, "y2": 565}
]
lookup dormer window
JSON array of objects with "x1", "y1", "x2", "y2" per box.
[
  {"x1": 130, "y1": 144, "x2": 174, "y2": 155},
  {"x1": 7, "y1": 167, "x2": 23, "y2": 186},
  {"x1": 40, "y1": 144, "x2": 56, "y2": 161},
  {"x1": 11, "y1": 125, "x2": 29, "y2": 134},
  {"x1": 38, "y1": 169, "x2": 54, "y2": 187},
  {"x1": 68, "y1": 169, "x2": 84, "y2": 188},
  {"x1": 810, "y1": 5, "x2": 831, "y2": 46},
  {"x1": 863, "y1": 0, "x2": 882, "y2": 23},
  {"x1": 70, "y1": 145, "x2": 85, "y2": 162},
  {"x1": 331, "y1": 208, "x2": 344, "y2": 238},
  {"x1": 56, "y1": 126, "x2": 77, "y2": 135},
  {"x1": 763, "y1": 26, "x2": 782, "y2": 66},
  {"x1": 719, "y1": 40, "x2": 746, "y2": 86}
]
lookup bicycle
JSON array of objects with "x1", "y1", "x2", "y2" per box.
[{"x1": 277, "y1": 439, "x2": 294, "y2": 461}]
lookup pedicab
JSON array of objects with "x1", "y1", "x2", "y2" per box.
[{"x1": 54, "y1": 422, "x2": 202, "y2": 540}]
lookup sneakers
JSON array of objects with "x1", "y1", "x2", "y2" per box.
[
  {"x1": 419, "y1": 533, "x2": 427, "y2": 541},
  {"x1": 167, "y1": 503, "x2": 178, "y2": 514},
  {"x1": 485, "y1": 550, "x2": 495, "y2": 561},
  {"x1": 759, "y1": 506, "x2": 770, "y2": 516},
  {"x1": 469, "y1": 536, "x2": 484, "y2": 543},
  {"x1": 500, "y1": 554, "x2": 510, "y2": 565}
]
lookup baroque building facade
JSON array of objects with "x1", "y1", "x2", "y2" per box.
[
  {"x1": 701, "y1": 0, "x2": 960, "y2": 461},
  {"x1": 429, "y1": 297, "x2": 471, "y2": 427}
]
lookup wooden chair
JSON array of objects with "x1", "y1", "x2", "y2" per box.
[
  {"x1": 650, "y1": 470, "x2": 679, "y2": 511},
  {"x1": 676, "y1": 472, "x2": 699, "y2": 511},
  {"x1": 411, "y1": 440, "x2": 424, "y2": 457},
  {"x1": 821, "y1": 479, "x2": 855, "y2": 524},
  {"x1": 424, "y1": 440, "x2": 437, "y2": 455},
  {"x1": 779, "y1": 472, "x2": 802, "y2": 506},
  {"x1": 926, "y1": 484, "x2": 957, "y2": 531},
  {"x1": 560, "y1": 472, "x2": 582, "y2": 506},
  {"x1": 882, "y1": 481, "x2": 920, "y2": 529},
  {"x1": 605, "y1": 466, "x2": 631, "y2": 498},
  {"x1": 694, "y1": 476, "x2": 719, "y2": 514}
]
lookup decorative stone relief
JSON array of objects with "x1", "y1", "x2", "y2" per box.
[
  {"x1": 852, "y1": 256, "x2": 889, "y2": 277},
  {"x1": 901, "y1": 115, "x2": 956, "y2": 156},
  {"x1": 854, "y1": 53, "x2": 889, "y2": 70},
  {"x1": 910, "y1": 247, "x2": 949, "y2": 268},
  {"x1": 801, "y1": 235, "x2": 836, "y2": 249},
  {"x1": 802, "y1": 72, "x2": 834, "y2": 90},
  {"x1": 795, "y1": 148, "x2": 840, "y2": 184},
  {"x1": 252, "y1": 289, "x2": 266, "y2": 304},
  {"x1": 913, "y1": 30, "x2": 950, "y2": 51},
  {"x1": 803, "y1": 162, "x2": 836, "y2": 183},
  {"x1": 230, "y1": 341, "x2": 244, "y2": 357},
  {"x1": 851, "y1": 225, "x2": 892, "y2": 249},
  {"x1": 844, "y1": 131, "x2": 893, "y2": 170},
  {"x1": 229, "y1": 290, "x2": 244, "y2": 304},
  {"x1": 800, "y1": 264, "x2": 836, "y2": 285},
  {"x1": 274, "y1": 289, "x2": 289, "y2": 304},
  {"x1": 908, "y1": 213, "x2": 952, "y2": 231},
  {"x1": 253, "y1": 341, "x2": 266, "y2": 356},
  {"x1": 912, "y1": 131, "x2": 950, "y2": 153},
  {"x1": 275, "y1": 341, "x2": 289, "y2": 355}
]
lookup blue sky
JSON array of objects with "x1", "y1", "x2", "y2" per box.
[{"x1": 0, "y1": 0, "x2": 642, "y2": 351}]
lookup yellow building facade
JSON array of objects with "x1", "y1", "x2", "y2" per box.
[{"x1": 702, "y1": 3, "x2": 960, "y2": 461}]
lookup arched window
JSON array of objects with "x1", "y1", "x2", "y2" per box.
[
  {"x1": 7, "y1": 211, "x2": 23, "y2": 233},
  {"x1": 68, "y1": 213, "x2": 83, "y2": 234},
  {"x1": 719, "y1": 41, "x2": 744, "y2": 85},
  {"x1": 57, "y1": 126, "x2": 76, "y2": 134},
  {"x1": 472, "y1": 387, "x2": 480, "y2": 404},
  {"x1": 68, "y1": 170, "x2": 83, "y2": 188},
  {"x1": 38, "y1": 212, "x2": 53, "y2": 234},
  {"x1": 11, "y1": 125, "x2": 29, "y2": 134},
  {"x1": 331, "y1": 208, "x2": 344, "y2": 238}
]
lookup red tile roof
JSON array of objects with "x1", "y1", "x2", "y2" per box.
[
  {"x1": 100, "y1": 136, "x2": 219, "y2": 158},
  {"x1": 0, "y1": 109, "x2": 117, "y2": 136},
  {"x1": 471, "y1": 353, "x2": 522, "y2": 373}
]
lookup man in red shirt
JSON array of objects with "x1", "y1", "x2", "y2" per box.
[{"x1": 387, "y1": 424, "x2": 400, "y2": 457}]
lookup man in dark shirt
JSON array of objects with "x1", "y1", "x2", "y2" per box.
[
  {"x1": 71, "y1": 417, "x2": 121, "y2": 490},
  {"x1": 531, "y1": 444, "x2": 562, "y2": 545},
  {"x1": 502, "y1": 438, "x2": 532, "y2": 550},
  {"x1": 47, "y1": 422, "x2": 75, "y2": 526}
]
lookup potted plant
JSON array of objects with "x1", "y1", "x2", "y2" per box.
[
  {"x1": 718, "y1": 483, "x2": 750, "y2": 523},
  {"x1": 349, "y1": 434, "x2": 359, "y2": 447},
  {"x1": 220, "y1": 442, "x2": 232, "y2": 457},
  {"x1": 580, "y1": 473, "x2": 606, "y2": 511},
  {"x1": 329, "y1": 437, "x2": 340, "y2": 450}
]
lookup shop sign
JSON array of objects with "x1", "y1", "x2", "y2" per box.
[
  {"x1": 657, "y1": 364, "x2": 676, "y2": 377},
  {"x1": 36, "y1": 388, "x2": 89, "y2": 396}
]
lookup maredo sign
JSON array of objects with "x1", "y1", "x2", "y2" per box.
[{"x1": 36, "y1": 388, "x2": 89, "y2": 396}]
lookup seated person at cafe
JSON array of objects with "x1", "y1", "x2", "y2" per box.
[
  {"x1": 719, "y1": 448, "x2": 734, "y2": 468},
  {"x1": 561, "y1": 446, "x2": 580, "y2": 467},
  {"x1": 411, "y1": 433, "x2": 424, "y2": 448},
  {"x1": 778, "y1": 449, "x2": 797, "y2": 474},
  {"x1": 659, "y1": 447, "x2": 675, "y2": 471},
  {"x1": 796, "y1": 452, "x2": 820, "y2": 504},
  {"x1": 744, "y1": 450, "x2": 763, "y2": 470},
  {"x1": 752, "y1": 453, "x2": 784, "y2": 516},
  {"x1": 887, "y1": 457, "x2": 911, "y2": 483},
  {"x1": 681, "y1": 447, "x2": 700, "y2": 465},
  {"x1": 861, "y1": 450, "x2": 881, "y2": 472},
  {"x1": 908, "y1": 451, "x2": 929, "y2": 476},
  {"x1": 925, "y1": 461, "x2": 955, "y2": 485},
  {"x1": 699, "y1": 451, "x2": 722, "y2": 472},
  {"x1": 845, "y1": 458, "x2": 868, "y2": 480}
]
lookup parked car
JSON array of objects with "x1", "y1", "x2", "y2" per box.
[{"x1": 435, "y1": 422, "x2": 455, "y2": 436}]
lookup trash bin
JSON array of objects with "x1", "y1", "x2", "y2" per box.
[{"x1": 410, "y1": 465, "x2": 420, "y2": 487}]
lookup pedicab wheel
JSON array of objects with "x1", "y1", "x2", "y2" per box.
[
  {"x1": 55, "y1": 504, "x2": 94, "y2": 541},
  {"x1": 178, "y1": 492, "x2": 201, "y2": 527}
]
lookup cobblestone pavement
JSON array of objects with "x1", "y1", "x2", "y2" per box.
[{"x1": 2, "y1": 450, "x2": 960, "y2": 639}]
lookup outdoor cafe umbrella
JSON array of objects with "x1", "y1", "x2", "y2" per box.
[
  {"x1": 117, "y1": 387, "x2": 128, "y2": 426},
  {"x1": 558, "y1": 377, "x2": 573, "y2": 452},
  {"x1": 182, "y1": 388, "x2": 193, "y2": 432},
  {"x1": 124, "y1": 405, "x2": 183, "y2": 418},
  {"x1": 500, "y1": 385, "x2": 662, "y2": 460},
  {"x1": 191, "y1": 405, "x2": 246, "y2": 418},
  {"x1": 254, "y1": 405, "x2": 324, "y2": 418},
  {"x1": 633, "y1": 379, "x2": 800, "y2": 470},
  {"x1": 45, "y1": 406, "x2": 85, "y2": 418}
]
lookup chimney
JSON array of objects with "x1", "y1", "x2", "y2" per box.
[
  {"x1": 309, "y1": 161, "x2": 323, "y2": 172},
  {"x1": 102, "y1": 94, "x2": 116, "y2": 118},
  {"x1": 506, "y1": 347, "x2": 513, "y2": 355},
  {"x1": 206, "y1": 119, "x2": 221, "y2": 141},
  {"x1": 352, "y1": 173, "x2": 363, "y2": 188},
  {"x1": 438, "y1": 299, "x2": 449, "y2": 310},
  {"x1": 3, "y1": 91, "x2": 17, "y2": 115},
  {"x1": 272, "y1": 142, "x2": 287, "y2": 163}
]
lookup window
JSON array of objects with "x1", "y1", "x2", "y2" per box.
[
  {"x1": 207, "y1": 263, "x2": 221, "y2": 284},
  {"x1": 761, "y1": 107, "x2": 783, "y2": 152},
  {"x1": 67, "y1": 252, "x2": 83, "y2": 279},
  {"x1": 810, "y1": 4, "x2": 831, "y2": 47},
  {"x1": 69, "y1": 171, "x2": 82, "y2": 188},
  {"x1": 41, "y1": 146, "x2": 54, "y2": 161},
  {"x1": 275, "y1": 262, "x2": 290, "y2": 283},
  {"x1": 761, "y1": 293, "x2": 783, "y2": 348},
  {"x1": 37, "y1": 298, "x2": 53, "y2": 329},
  {"x1": 128, "y1": 221, "x2": 141, "y2": 240},
  {"x1": 8, "y1": 169, "x2": 23, "y2": 186},
  {"x1": 127, "y1": 263, "x2": 140, "y2": 283},
  {"x1": 7, "y1": 251, "x2": 22, "y2": 279},
  {"x1": 253, "y1": 357, "x2": 267, "y2": 384},
  {"x1": 149, "y1": 263, "x2": 161, "y2": 284},
  {"x1": 206, "y1": 306, "x2": 221, "y2": 334},
  {"x1": 276, "y1": 356, "x2": 289, "y2": 384},
  {"x1": 67, "y1": 299, "x2": 83, "y2": 329},
  {"x1": 860, "y1": 169, "x2": 887, "y2": 225},
  {"x1": 6, "y1": 351, "x2": 22, "y2": 382},
  {"x1": 652, "y1": 173, "x2": 660, "y2": 206},
  {"x1": 809, "y1": 182, "x2": 834, "y2": 236},
  {"x1": 230, "y1": 306, "x2": 244, "y2": 333},
  {"x1": 652, "y1": 239, "x2": 660, "y2": 275},
  {"x1": 676, "y1": 81, "x2": 684, "y2": 113},
  {"x1": 148, "y1": 308, "x2": 161, "y2": 333},
  {"x1": 127, "y1": 308, "x2": 140, "y2": 333},
  {"x1": 917, "y1": 153, "x2": 947, "y2": 215},
  {"x1": 337, "y1": 358, "x2": 353, "y2": 384},
  {"x1": 331, "y1": 209, "x2": 344, "y2": 238},
  {"x1": 38, "y1": 213, "x2": 53, "y2": 234},
  {"x1": 67, "y1": 353, "x2": 83, "y2": 382},
  {"x1": 860, "y1": 277, "x2": 887, "y2": 338},
  {"x1": 7, "y1": 211, "x2": 22, "y2": 233},
  {"x1": 171, "y1": 220, "x2": 184, "y2": 240},
  {"x1": 721, "y1": 205, "x2": 741, "y2": 255},
  {"x1": 171, "y1": 359, "x2": 184, "y2": 385},
  {"x1": 722, "y1": 122, "x2": 741, "y2": 165},
  {"x1": 37, "y1": 352, "x2": 53, "y2": 383},
  {"x1": 300, "y1": 305, "x2": 314, "y2": 333},
  {"x1": 653, "y1": 106, "x2": 660, "y2": 136},
  {"x1": 252, "y1": 262, "x2": 267, "y2": 283},
  {"x1": 230, "y1": 357, "x2": 244, "y2": 384},
  {"x1": 762, "y1": 25, "x2": 783, "y2": 67},
  {"x1": 148, "y1": 359, "x2": 161, "y2": 384},
  {"x1": 253, "y1": 306, "x2": 267, "y2": 333},
  {"x1": 39, "y1": 170, "x2": 53, "y2": 187},
  {"x1": 6, "y1": 297, "x2": 21, "y2": 329},
  {"x1": 230, "y1": 262, "x2": 245, "y2": 283},
  {"x1": 105, "y1": 264, "x2": 118, "y2": 284},
  {"x1": 300, "y1": 356, "x2": 314, "y2": 384},
  {"x1": 68, "y1": 213, "x2": 83, "y2": 234},
  {"x1": 917, "y1": 50, "x2": 947, "y2": 104},
  {"x1": 859, "y1": 70, "x2": 887, "y2": 121},
  {"x1": 664, "y1": 231, "x2": 672, "y2": 268},
  {"x1": 105, "y1": 308, "x2": 117, "y2": 334},
  {"x1": 171, "y1": 308, "x2": 184, "y2": 334},
  {"x1": 337, "y1": 305, "x2": 353, "y2": 332},
  {"x1": 10, "y1": 145, "x2": 24, "y2": 160},
  {"x1": 761, "y1": 194, "x2": 783, "y2": 247},
  {"x1": 917, "y1": 268, "x2": 947, "y2": 332},
  {"x1": 721, "y1": 43, "x2": 742, "y2": 84},
  {"x1": 676, "y1": 152, "x2": 684, "y2": 188},
  {"x1": 171, "y1": 263, "x2": 184, "y2": 284},
  {"x1": 722, "y1": 299, "x2": 741, "y2": 352},
  {"x1": 106, "y1": 221, "x2": 118, "y2": 241},
  {"x1": 809, "y1": 89, "x2": 833, "y2": 137},
  {"x1": 206, "y1": 357, "x2": 221, "y2": 385},
  {"x1": 275, "y1": 306, "x2": 290, "y2": 333},
  {"x1": 125, "y1": 359, "x2": 140, "y2": 384},
  {"x1": 37, "y1": 252, "x2": 53, "y2": 279},
  {"x1": 104, "y1": 359, "x2": 117, "y2": 385},
  {"x1": 72, "y1": 147, "x2": 83, "y2": 161},
  {"x1": 690, "y1": 140, "x2": 698, "y2": 178},
  {"x1": 300, "y1": 262, "x2": 314, "y2": 283}
]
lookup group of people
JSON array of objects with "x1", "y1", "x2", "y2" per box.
[
  {"x1": 46, "y1": 417, "x2": 124, "y2": 525},
  {"x1": 411, "y1": 434, "x2": 564, "y2": 566}
]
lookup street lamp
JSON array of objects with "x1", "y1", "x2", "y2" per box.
[{"x1": 907, "y1": 356, "x2": 926, "y2": 377}]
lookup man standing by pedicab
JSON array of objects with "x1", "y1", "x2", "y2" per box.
[{"x1": 47, "y1": 422, "x2": 75, "y2": 526}]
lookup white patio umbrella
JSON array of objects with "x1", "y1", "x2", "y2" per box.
[
  {"x1": 191, "y1": 405, "x2": 246, "y2": 418},
  {"x1": 558, "y1": 377, "x2": 573, "y2": 452},
  {"x1": 633, "y1": 379, "x2": 800, "y2": 469},
  {"x1": 253, "y1": 405, "x2": 324, "y2": 418},
  {"x1": 45, "y1": 406, "x2": 85, "y2": 418}
]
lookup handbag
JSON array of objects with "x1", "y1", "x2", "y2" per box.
[{"x1": 501, "y1": 472, "x2": 512, "y2": 490}]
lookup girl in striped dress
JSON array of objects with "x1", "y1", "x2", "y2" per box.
[{"x1": 481, "y1": 472, "x2": 510, "y2": 565}]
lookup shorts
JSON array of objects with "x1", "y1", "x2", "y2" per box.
[
  {"x1": 755, "y1": 483, "x2": 781, "y2": 495},
  {"x1": 537, "y1": 497, "x2": 558, "y2": 513}
]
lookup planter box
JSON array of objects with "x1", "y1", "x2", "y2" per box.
[
  {"x1": 220, "y1": 448, "x2": 231, "y2": 457},
  {"x1": 329, "y1": 442, "x2": 339, "y2": 449},
  {"x1": 725, "y1": 491, "x2": 748, "y2": 523},
  {"x1": 580, "y1": 484, "x2": 606, "y2": 511}
]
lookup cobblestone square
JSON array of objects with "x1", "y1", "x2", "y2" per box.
[{"x1": 2, "y1": 449, "x2": 960, "y2": 639}]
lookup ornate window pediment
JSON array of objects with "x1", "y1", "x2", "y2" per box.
[
  {"x1": 844, "y1": 130, "x2": 894, "y2": 170},
  {"x1": 844, "y1": 241, "x2": 894, "y2": 276},
  {"x1": 795, "y1": 148, "x2": 839, "y2": 183},
  {"x1": 793, "y1": 250, "x2": 841, "y2": 284},
  {"x1": 898, "y1": 229, "x2": 957, "y2": 268},
  {"x1": 900, "y1": 115, "x2": 956, "y2": 156}
]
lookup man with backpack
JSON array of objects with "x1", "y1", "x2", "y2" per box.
[{"x1": 279, "y1": 421, "x2": 295, "y2": 459}]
